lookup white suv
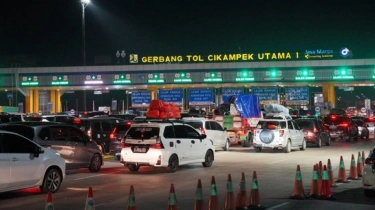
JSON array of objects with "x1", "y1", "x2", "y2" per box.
[
  {"x1": 120, "y1": 121, "x2": 215, "y2": 172},
  {"x1": 0, "y1": 130, "x2": 66, "y2": 193},
  {"x1": 253, "y1": 114, "x2": 306, "y2": 153},
  {"x1": 182, "y1": 118, "x2": 230, "y2": 151}
]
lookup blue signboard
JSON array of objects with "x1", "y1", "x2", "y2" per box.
[
  {"x1": 131, "y1": 91, "x2": 152, "y2": 107},
  {"x1": 252, "y1": 87, "x2": 278, "y2": 103},
  {"x1": 285, "y1": 87, "x2": 309, "y2": 105},
  {"x1": 188, "y1": 88, "x2": 213, "y2": 105},
  {"x1": 222, "y1": 87, "x2": 244, "y2": 102},
  {"x1": 158, "y1": 89, "x2": 183, "y2": 105}
]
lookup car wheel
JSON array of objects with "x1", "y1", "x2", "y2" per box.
[
  {"x1": 222, "y1": 139, "x2": 230, "y2": 151},
  {"x1": 40, "y1": 168, "x2": 62, "y2": 193},
  {"x1": 361, "y1": 134, "x2": 364, "y2": 139},
  {"x1": 88, "y1": 154, "x2": 102, "y2": 172},
  {"x1": 128, "y1": 164, "x2": 140, "y2": 172},
  {"x1": 202, "y1": 150, "x2": 214, "y2": 167},
  {"x1": 317, "y1": 136, "x2": 322, "y2": 148},
  {"x1": 241, "y1": 134, "x2": 252, "y2": 147},
  {"x1": 255, "y1": 147, "x2": 262, "y2": 152},
  {"x1": 326, "y1": 136, "x2": 331, "y2": 146},
  {"x1": 167, "y1": 154, "x2": 179, "y2": 173},
  {"x1": 300, "y1": 138, "x2": 306, "y2": 151},
  {"x1": 283, "y1": 140, "x2": 291, "y2": 153},
  {"x1": 364, "y1": 189, "x2": 375, "y2": 197}
]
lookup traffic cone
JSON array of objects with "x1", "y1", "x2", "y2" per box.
[
  {"x1": 45, "y1": 191, "x2": 54, "y2": 210},
  {"x1": 248, "y1": 171, "x2": 266, "y2": 210},
  {"x1": 85, "y1": 186, "x2": 95, "y2": 210},
  {"x1": 309, "y1": 165, "x2": 319, "y2": 199},
  {"x1": 362, "y1": 151, "x2": 366, "y2": 168},
  {"x1": 236, "y1": 172, "x2": 248, "y2": 209},
  {"x1": 167, "y1": 184, "x2": 178, "y2": 210},
  {"x1": 127, "y1": 185, "x2": 136, "y2": 210},
  {"x1": 357, "y1": 152, "x2": 364, "y2": 177},
  {"x1": 290, "y1": 165, "x2": 306, "y2": 200},
  {"x1": 319, "y1": 165, "x2": 335, "y2": 200},
  {"x1": 223, "y1": 174, "x2": 235, "y2": 210},
  {"x1": 327, "y1": 159, "x2": 337, "y2": 188},
  {"x1": 348, "y1": 154, "x2": 360, "y2": 180},
  {"x1": 335, "y1": 156, "x2": 349, "y2": 183},
  {"x1": 208, "y1": 176, "x2": 219, "y2": 210},
  {"x1": 193, "y1": 179, "x2": 204, "y2": 210}
]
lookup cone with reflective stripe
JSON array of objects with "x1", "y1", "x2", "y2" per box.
[
  {"x1": 319, "y1": 165, "x2": 335, "y2": 200},
  {"x1": 248, "y1": 171, "x2": 266, "y2": 209},
  {"x1": 236, "y1": 172, "x2": 248, "y2": 209},
  {"x1": 348, "y1": 154, "x2": 360, "y2": 180},
  {"x1": 309, "y1": 165, "x2": 319, "y2": 199},
  {"x1": 127, "y1": 185, "x2": 136, "y2": 210},
  {"x1": 208, "y1": 176, "x2": 219, "y2": 210},
  {"x1": 223, "y1": 174, "x2": 235, "y2": 210},
  {"x1": 85, "y1": 186, "x2": 95, "y2": 210},
  {"x1": 336, "y1": 156, "x2": 349, "y2": 183},
  {"x1": 327, "y1": 159, "x2": 337, "y2": 188},
  {"x1": 357, "y1": 152, "x2": 364, "y2": 177},
  {"x1": 167, "y1": 184, "x2": 178, "y2": 210},
  {"x1": 193, "y1": 179, "x2": 204, "y2": 210},
  {"x1": 45, "y1": 191, "x2": 54, "y2": 210},
  {"x1": 290, "y1": 165, "x2": 306, "y2": 200}
]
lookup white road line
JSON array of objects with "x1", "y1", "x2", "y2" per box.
[
  {"x1": 267, "y1": 202, "x2": 289, "y2": 210},
  {"x1": 74, "y1": 174, "x2": 105, "y2": 180},
  {"x1": 268, "y1": 159, "x2": 288, "y2": 164}
]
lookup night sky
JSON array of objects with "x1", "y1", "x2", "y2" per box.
[{"x1": 1, "y1": 0, "x2": 375, "y2": 67}]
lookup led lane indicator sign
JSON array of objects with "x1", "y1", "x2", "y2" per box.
[
  {"x1": 203, "y1": 72, "x2": 223, "y2": 82},
  {"x1": 51, "y1": 75, "x2": 69, "y2": 85},
  {"x1": 264, "y1": 70, "x2": 282, "y2": 80},
  {"x1": 85, "y1": 75, "x2": 103, "y2": 85},
  {"x1": 21, "y1": 76, "x2": 39, "y2": 86},
  {"x1": 295, "y1": 69, "x2": 315, "y2": 80},
  {"x1": 148, "y1": 73, "x2": 165, "y2": 83},
  {"x1": 333, "y1": 69, "x2": 354, "y2": 80},
  {"x1": 174, "y1": 72, "x2": 192, "y2": 83},
  {"x1": 113, "y1": 74, "x2": 131, "y2": 84},
  {"x1": 235, "y1": 71, "x2": 254, "y2": 82}
]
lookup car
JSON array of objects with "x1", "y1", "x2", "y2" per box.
[
  {"x1": 351, "y1": 117, "x2": 370, "y2": 139},
  {"x1": 323, "y1": 114, "x2": 353, "y2": 141},
  {"x1": 0, "y1": 114, "x2": 23, "y2": 124},
  {"x1": 1, "y1": 112, "x2": 27, "y2": 122},
  {"x1": 295, "y1": 117, "x2": 331, "y2": 147},
  {"x1": 253, "y1": 113, "x2": 306, "y2": 153},
  {"x1": 181, "y1": 117, "x2": 230, "y2": 151},
  {"x1": 364, "y1": 117, "x2": 375, "y2": 136},
  {"x1": 363, "y1": 148, "x2": 375, "y2": 197},
  {"x1": 0, "y1": 130, "x2": 66, "y2": 193},
  {"x1": 40, "y1": 114, "x2": 81, "y2": 124},
  {"x1": 0, "y1": 122, "x2": 103, "y2": 172},
  {"x1": 119, "y1": 121, "x2": 215, "y2": 172}
]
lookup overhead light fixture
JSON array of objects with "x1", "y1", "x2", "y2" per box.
[{"x1": 84, "y1": 81, "x2": 103, "y2": 85}]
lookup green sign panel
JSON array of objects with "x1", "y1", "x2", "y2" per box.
[
  {"x1": 113, "y1": 80, "x2": 131, "y2": 84},
  {"x1": 174, "y1": 78, "x2": 192, "y2": 83},
  {"x1": 21, "y1": 81, "x2": 39, "y2": 86},
  {"x1": 235, "y1": 77, "x2": 254, "y2": 81},
  {"x1": 295, "y1": 76, "x2": 316, "y2": 80},
  {"x1": 51, "y1": 81, "x2": 69, "y2": 85},
  {"x1": 148, "y1": 79, "x2": 165, "y2": 83},
  {"x1": 204, "y1": 78, "x2": 223, "y2": 82}
]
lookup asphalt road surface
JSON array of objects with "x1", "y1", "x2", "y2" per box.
[{"x1": 1, "y1": 137, "x2": 375, "y2": 210}]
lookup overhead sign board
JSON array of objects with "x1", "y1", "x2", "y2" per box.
[
  {"x1": 158, "y1": 89, "x2": 183, "y2": 106},
  {"x1": 222, "y1": 87, "x2": 244, "y2": 102},
  {"x1": 131, "y1": 91, "x2": 152, "y2": 107},
  {"x1": 188, "y1": 88, "x2": 213, "y2": 105},
  {"x1": 285, "y1": 87, "x2": 309, "y2": 105},
  {"x1": 252, "y1": 87, "x2": 278, "y2": 104}
]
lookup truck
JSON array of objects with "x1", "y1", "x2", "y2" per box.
[{"x1": 213, "y1": 94, "x2": 264, "y2": 147}]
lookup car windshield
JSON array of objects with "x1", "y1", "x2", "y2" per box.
[
  {"x1": 0, "y1": 125, "x2": 35, "y2": 140},
  {"x1": 257, "y1": 121, "x2": 286, "y2": 129},
  {"x1": 114, "y1": 122, "x2": 131, "y2": 132},
  {"x1": 295, "y1": 120, "x2": 314, "y2": 129},
  {"x1": 324, "y1": 116, "x2": 348, "y2": 125},
  {"x1": 183, "y1": 121, "x2": 203, "y2": 129},
  {"x1": 352, "y1": 121, "x2": 364, "y2": 126},
  {"x1": 126, "y1": 127, "x2": 160, "y2": 139}
]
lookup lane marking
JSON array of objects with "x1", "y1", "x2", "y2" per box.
[
  {"x1": 269, "y1": 159, "x2": 288, "y2": 164},
  {"x1": 74, "y1": 174, "x2": 105, "y2": 180},
  {"x1": 267, "y1": 202, "x2": 289, "y2": 210}
]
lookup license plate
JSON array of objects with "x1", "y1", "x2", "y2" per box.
[{"x1": 133, "y1": 147, "x2": 146, "y2": 153}]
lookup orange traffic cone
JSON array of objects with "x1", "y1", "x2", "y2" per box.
[
  {"x1": 223, "y1": 174, "x2": 235, "y2": 210},
  {"x1": 236, "y1": 172, "x2": 248, "y2": 209},
  {"x1": 327, "y1": 159, "x2": 337, "y2": 188},
  {"x1": 208, "y1": 176, "x2": 219, "y2": 210},
  {"x1": 336, "y1": 156, "x2": 349, "y2": 183},
  {"x1": 357, "y1": 152, "x2": 364, "y2": 177},
  {"x1": 309, "y1": 165, "x2": 319, "y2": 199},
  {"x1": 248, "y1": 171, "x2": 266, "y2": 210},
  {"x1": 348, "y1": 154, "x2": 359, "y2": 180},
  {"x1": 319, "y1": 165, "x2": 335, "y2": 200},
  {"x1": 85, "y1": 186, "x2": 95, "y2": 210},
  {"x1": 290, "y1": 165, "x2": 306, "y2": 200},
  {"x1": 167, "y1": 184, "x2": 178, "y2": 210},
  {"x1": 193, "y1": 179, "x2": 204, "y2": 210},
  {"x1": 127, "y1": 185, "x2": 136, "y2": 210},
  {"x1": 45, "y1": 191, "x2": 54, "y2": 210}
]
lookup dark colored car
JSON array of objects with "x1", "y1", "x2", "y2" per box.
[
  {"x1": 109, "y1": 114, "x2": 136, "y2": 121},
  {"x1": 0, "y1": 114, "x2": 22, "y2": 124},
  {"x1": 295, "y1": 117, "x2": 331, "y2": 147},
  {"x1": 351, "y1": 117, "x2": 370, "y2": 139},
  {"x1": 0, "y1": 122, "x2": 103, "y2": 172},
  {"x1": 41, "y1": 114, "x2": 81, "y2": 124},
  {"x1": 109, "y1": 121, "x2": 133, "y2": 160},
  {"x1": 323, "y1": 114, "x2": 354, "y2": 141}
]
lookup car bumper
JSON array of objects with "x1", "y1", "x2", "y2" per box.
[
  {"x1": 362, "y1": 165, "x2": 375, "y2": 189},
  {"x1": 253, "y1": 138, "x2": 286, "y2": 149},
  {"x1": 120, "y1": 149, "x2": 169, "y2": 167}
]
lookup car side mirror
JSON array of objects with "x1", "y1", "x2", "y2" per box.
[
  {"x1": 201, "y1": 134, "x2": 207, "y2": 139},
  {"x1": 34, "y1": 146, "x2": 44, "y2": 158},
  {"x1": 223, "y1": 127, "x2": 227, "y2": 131}
]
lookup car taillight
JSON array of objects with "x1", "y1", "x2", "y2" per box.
[
  {"x1": 200, "y1": 127, "x2": 206, "y2": 134},
  {"x1": 365, "y1": 158, "x2": 375, "y2": 164},
  {"x1": 150, "y1": 137, "x2": 164, "y2": 149},
  {"x1": 110, "y1": 127, "x2": 117, "y2": 140},
  {"x1": 339, "y1": 123, "x2": 348, "y2": 127},
  {"x1": 279, "y1": 129, "x2": 284, "y2": 137},
  {"x1": 331, "y1": 115, "x2": 336, "y2": 119},
  {"x1": 252, "y1": 128, "x2": 257, "y2": 136},
  {"x1": 87, "y1": 130, "x2": 92, "y2": 137},
  {"x1": 121, "y1": 140, "x2": 130, "y2": 148},
  {"x1": 73, "y1": 118, "x2": 81, "y2": 124}
]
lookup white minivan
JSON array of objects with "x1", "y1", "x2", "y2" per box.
[{"x1": 0, "y1": 130, "x2": 66, "y2": 193}]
